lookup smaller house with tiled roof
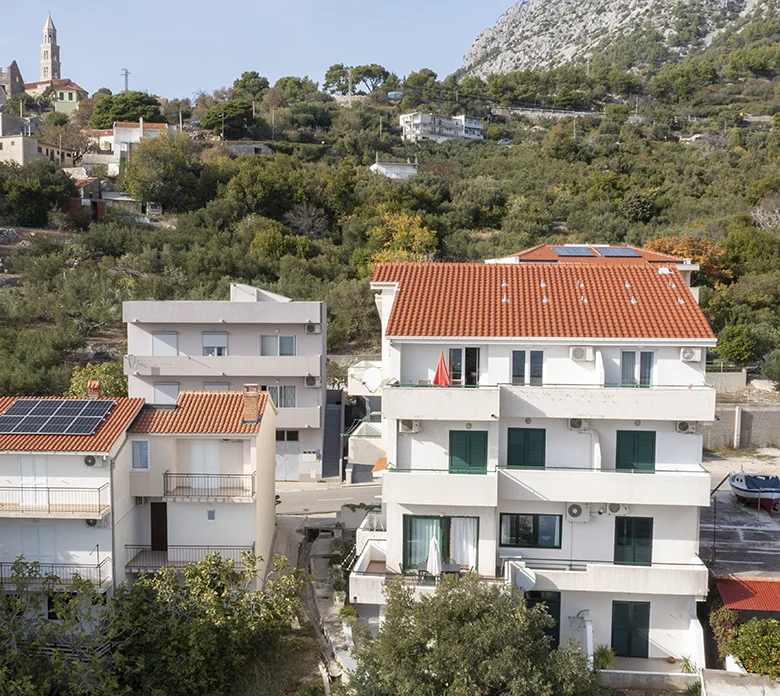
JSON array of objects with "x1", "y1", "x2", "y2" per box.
[
  {"x1": 25, "y1": 78, "x2": 88, "y2": 115},
  {"x1": 124, "y1": 385, "x2": 277, "y2": 582},
  {"x1": 81, "y1": 119, "x2": 172, "y2": 177}
]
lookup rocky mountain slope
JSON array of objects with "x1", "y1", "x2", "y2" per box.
[{"x1": 461, "y1": 0, "x2": 765, "y2": 77}]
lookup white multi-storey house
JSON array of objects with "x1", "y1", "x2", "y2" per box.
[
  {"x1": 400, "y1": 112, "x2": 484, "y2": 143},
  {"x1": 123, "y1": 283, "x2": 328, "y2": 481},
  {"x1": 349, "y1": 260, "x2": 716, "y2": 671}
]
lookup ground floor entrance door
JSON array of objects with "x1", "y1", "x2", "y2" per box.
[
  {"x1": 275, "y1": 431, "x2": 300, "y2": 481},
  {"x1": 150, "y1": 502, "x2": 168, "y2": 552},
  {"x1": 526, "y1": 591, "x2": 561, "y2": 648},
  {"x1": 612, "y1": 601, "x2": 650, "y2": 658}
]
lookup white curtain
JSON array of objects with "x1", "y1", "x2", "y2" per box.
[
  {"x1": 449, "y1": 517, "x2": 478, "y2": 569},
  {"x1": 407, "y1": 518, "x2": 441, "y2": 568}
]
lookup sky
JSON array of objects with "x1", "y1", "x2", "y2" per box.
[{"x1": 1, "y1": 1, "x2": 511, "y2": 98}]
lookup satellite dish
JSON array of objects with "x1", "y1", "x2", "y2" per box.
[
  {"x1": 515, "y1": 566, "x2": 537, "y2": 592},
  {"x1": 362, "y1": 367, "x2": 382, "y2": 393}
]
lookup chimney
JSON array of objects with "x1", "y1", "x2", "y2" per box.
[
  {"x1": 86, "y1": 380, "x2": 102, "y2": 399},
  {"x1": 242, "y1": 384, "x2": 260, "y2": 423}
]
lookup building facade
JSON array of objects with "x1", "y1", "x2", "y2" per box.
[
  {"x1": 349, "y1": 260, "x2": 715, "y2": 672},
  {"x1": 123, "y1": 283, "x2": 328, "y2": 481},
  {"x1": 0, "y1": 134, "x2": 74, "y2": 166},
  {"x1": 399, "y1": 112, "x2": 484, "y2": 143}
]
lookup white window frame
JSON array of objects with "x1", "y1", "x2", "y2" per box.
[
  {"x1": 132, "y1": 440, "x2": 149, "y2": 471},
  {"x1": 202, "y1": 332, "x2": 228, "y2": 357},
  {"x1": 620, "y1": 350, "x2": 655, "y2": 387},
  {"x1": 261, "y1": 335, "x2": 296, "y2": 357},
  {"x1": 206, "y1": 509, "x2": 216, "y2": 522},
  {"x1": 264, "y1": 385, "x2": 296, "y2": 408},
  {"x1": 151, "y1": 331, "x2": 178, "y2": 356},
  {"x1": 511, "y1": 349, "x2": 545, "y2": 386}
]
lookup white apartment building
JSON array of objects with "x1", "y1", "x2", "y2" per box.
[
  {"x1": 82, "y1": 119, "x2": 173, "y2": 176},
  {"x1": 123, "y1": 283, "x2": 328, "y2": 482},
  {"x1": 400, "y1": 112, "x2": 484, "y2": 143},
  {"x1": 349, "y1": 261, "x2": 716, "y2": 672}
]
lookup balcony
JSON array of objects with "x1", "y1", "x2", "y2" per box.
[
  {"x1": 125, "y1": 544, "x2": 255, "y2": 573},
  {"x1": 503, "y1": 557, "x2": 708, "y2": 597},
  {"x1": 162, "y1": 472, "x2": 255, "y2": 502},
  {"x1": 0, "y1": 559, "x2": 111, "y2": 588},
  {"x1": 382, "y1": 468, "x2": 498, "y2": 507},
  {"x1": 498, "y1": 465, "x2": 711, "y2": 506},
  {"x1": 276, "y1": 406, "x2": 321, "y2": 429},
  {"x1": 383, "y1": 385, "x2": 500, "y2": 421},
  {"x1": 500, "y1": 383, "x2": 715, "y2": 422},
  {"x1": 124, "y1": 354, "x2": 322, "y2": 378},
  {"x1": 0, "y1": 485, "x2": 110, "y2": 519}
]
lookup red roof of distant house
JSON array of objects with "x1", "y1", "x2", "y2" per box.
[
  {"x1": 371, "y1": 262, "x2": 714, "y2": 340},
  {"x1": 113, "y1": 121, "x2": 169, "y2": 129},
  {"x1": 25, "y1": 78, "x2": 87, "y2": 93},
  {"x1": 131, "y1": 390, "x2": 270, "y2": 435},
  {"x1": 502, "y1": 244, "x2": 684, "y2": 264},
  {"x1": 716, "y1": 577, "x2": 780, "y2": 612},
  {"x1": 0, "y1": 397, "x2": 143, "y2": 454},
  {"x1": 74, "y1": 178, "x2": 98, "y2": 187}
]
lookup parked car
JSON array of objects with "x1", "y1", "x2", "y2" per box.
[{"x1": 497, "y1": 138, "x2": 511, "y2": 146}]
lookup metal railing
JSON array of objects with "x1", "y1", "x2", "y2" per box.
[
  {"x1": 125, "y1": 544, "x2": 255, "y2": 570},
  {"x1": 496, "y1": 463, "x2": 708, "y2": 474},
  {"x1": 0, "y1": 485, "x2": 110, "y2": 514},
  {"x1": 163, "y1": 472, "x2": 255, "y2": 498},
  {"x1": 0, "y1": 558, "x2": 111, "y2": 586},
  {"x1": 502, "y1": 555, "x2": 707, "y2": 573},
  {"x1": 389, "y1": 382, "x2": 713, "y2": 389}
]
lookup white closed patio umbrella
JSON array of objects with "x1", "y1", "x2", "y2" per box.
[{"x1": 426, "y1": 535, "x2": 442, "y2": 577}]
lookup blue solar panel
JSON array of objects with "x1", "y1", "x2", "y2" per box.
[
  {"x1": 0, "y1": 399, "x2": 116, "y2": 435},
  {"x1": 597, "y1": 247, "x2": 641, "y2": 257},
  {"x1": 551, "y1": 246, "x2": 595, "y2": 257}
]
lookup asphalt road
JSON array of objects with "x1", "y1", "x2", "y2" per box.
[{"x1": 276, "y1": 483, "x2": 381, "y2": 515}]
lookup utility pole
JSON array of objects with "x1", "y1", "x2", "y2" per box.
[
  {"x1": 379, "y1": 115, "x2": 383, "y2": 140},
  {"x1": 220, "y1": 112, "x2": 225, "y2": 140},
  {"x1": 573, "y1": 116, "x2": 577, "y2": 139},
  {"x1": 121, "y1": 68, "x2": 130, "y2": 92},
  {"x1": 179, "y1": 109, "x2": 183, "y2": 131},
  {"x1": 272, "y1": 108, "x2": 275, "y2": 141}
]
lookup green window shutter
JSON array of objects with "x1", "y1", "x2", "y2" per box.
[
  {"x1": 527, "y1": 429, "x2": 546, "y2": 468},
  {"x1": 507, "y1": 428, "x2": 526, "y2": 468},
  {"x1": 449, "y1": 431, "x2": 469, "y2": 472},
  {"x1": 507, "y1": 428, "x2": 545, "y2": 468},
  {"x1": 469, "y1": 431, "x2": 488, "y2": 472},
  {"x1": 614, "y1": 517, "x2": 632, "y2": 565},
  {"x1": 611, "y1": 601, "x2": 631, "y2": 657},
  {"x1": 616, "y1": 431, "x2": 635, "y2": 470},
  {"x1": 633, "y1": 517, "x2": 653, "y2": 566},
  {"x1": 633, "y1": 432, "x2": 656, "y2": 471},
  {"x1": 630, "y1": 602, "x2": 651, "y2": 658}
]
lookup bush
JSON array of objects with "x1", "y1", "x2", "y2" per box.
[
  {"x1": 593, "y1": 644, "x2": 616, "y2": 669},
  {"x1": 709, "y1": 603, "x2": 740, "y2": 659},
  {"x1": 730, "y1": 618, "x2": 780, "y2": 677},
  {"x1": 716, "y1": 325, "x2": 760, "y2": 364},
  {"x1": 762, "y1": 349, "x2": 780, "y2": 390}
]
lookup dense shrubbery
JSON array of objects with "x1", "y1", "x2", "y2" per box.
[{"x1": 730, "y1": 618, "x2": 780, "y2": 678}]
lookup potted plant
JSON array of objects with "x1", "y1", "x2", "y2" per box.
[{"x1": 593, "y1": 644, "x2": 616, "y2": 670}]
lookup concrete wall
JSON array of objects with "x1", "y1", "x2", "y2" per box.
[
  {"x1": 705, "y1": 369, "x2": 747, "y2": 392},
  {"x1": 702, "y1": 405, "x2": 780, "y2": 449}
]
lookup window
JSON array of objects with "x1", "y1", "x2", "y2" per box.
[
  {"x1": 131, "y1": 441, "x2": 149, "y2": 471},
  {"x1": 449, "y1": 348, "x2": 463, "y2": 384},
  {"x1": 202, "y1": 332, "x2": 228, "y2": 356},
  {"x1": 530, "y1": 350, "x2": 544, "y2": 385},
  {"x1": 621, "y1": 351, "x2": 654, "y2": 387},
  {"x1": 402, "y1": 515, "x2": 478, "y2": 570},
  {"x1": 151, "y1": 332, "x2": 178, "y2": 356},
  {"x1": 614, "y1": 517, "x2": 653, "y2": 566},
  {"x1": 265, "y1": 385, "x2": 296, "y2": 408},
  {"x1": 449, "y1": 430, "x2": 487, "y2": 474},
  {"x1": 527, "y1": 591, "x2": 561, "y2": 648},
  {"x1": 276, "y1": 430, "x2": 298, "y2": 442},
  {"x1": 37, "y1": 146, "x2": 42, "y2": 153},
  {"x1": 511, "y1": 350, "x2": 525, "y2": 385},
  {"x1": 448, "y1": 347, "x2": 479, "y2": 386},
  {"x1": 499, "y1": 513, "x2": 562, "y2": 548},
  {"x1": 153, "y1": 382, "x2": 179, "y2": 405},
  {"x1": 203, "y1": 382, "x2": 230, "y2": 391},
  {"x1": 59, "y1": 92, "x2": 64, "y2": 100},
  {"x1": 616, "y1": 431, "x2": 656, "y2": 472},
  {"x1": 68, "y1": 92, "x2": 73, "y2": 101},
  {"x1": 206, "y1": 510, "x2": 216, "y2": 522},
  {"x1": 261, "y1": 335, "x2": 296, "y2": 356},
  {"x1": 639, "y1": 351, "x2": 653, "y2": 387},
  {"x1": 511, "y1": 350, "x2": 544, "y2": 385},
  {"x1": 612, "y1": 601, "x2": 650, "y2": 659},
  {"x1": 44, "y1": 51, "x2": 48, "y2": 60},
  {"x1": 507, "y1": 428, "x2": 546, "y2": 468}
]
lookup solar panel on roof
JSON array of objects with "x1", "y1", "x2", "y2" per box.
[
  {"x1": 597, "y1": 247, "x2": 641, "y2": 257},
  {"x1": 0, "y1": 399, "x2": 116, "y2": 435},
  {"x1": 551, "y1": 246, "x2": 596, "y2": 257}
]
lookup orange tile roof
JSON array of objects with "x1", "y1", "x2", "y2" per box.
[
  {"x1": 716, "y1": 577, "x2": 780, "y2": 612},
  {"x1": 505, "y1": 244, "x2": 683, "y2": 264},
  {"x1": 0, "y1": 397, "x2": 144, "y2": 454},
  {"x1": 132, "y1": 391, "x2": 269, "y2": 435},
  {"x1": 25, "y1": 78, "x2": 87, "y2": 93},
  {"x1": 113, "y1": 121, "x2": 169, "y2": 129},
  {"x1": 371, "y1": 262, "x2": 715, "y2": 340}
]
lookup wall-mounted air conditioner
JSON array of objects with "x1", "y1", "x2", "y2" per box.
[
  {"x1": 568, "y1": 418, "x2": 590, "y2": 432},
  {"x1": 676, "y1": 421, "x2": 698, "y2": 434},
  {"x1": 680, "y1": 347, "x2": 702, "y2": 362},
  {"x1": 566, "y1": 503, "x2": 590, "y2": 523},
  {"x1": 570, "y1": 346, "x2": 595, "y2": 362},
  {"x1": 398, "y1": 419, "x2": 421, "y2": 434},
  {"x1": 607, "y1": 502, "x2": 630, "y2": 516},
  {"x1": 305, "y1": 323, "x2": 321, "y2": 334}
]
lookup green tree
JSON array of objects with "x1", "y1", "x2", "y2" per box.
[
  {"x1": 346, "y1": 574, "x2": 604, "y2": 696},
  {"x1": 324, "y1": 64, "x2": 352, "y2": 95},
  {"x1": 716, "y1": 325, "x2": 760, "y2": 364},
  {"x1": 274, "y1": 76, "x2": 319, "y2": 104},
  {"x1": 119, "y1": 131, "x2": 202, "y2": 211},
  {"x1": 66, "y1": 361, "x2": 128, "y2": 397},
  {"x1": 200, "y1": 99, "x2": 255, "y2": 139},
  {"x1": 0, "y1": 160, "x2": 77, "y2": 227},
  {"x1": 89, "y1": 90, "x2": 166, "y2": 129},
  {"x1": 92, "y1": 86, "x2": 113, "y2": 102},
  {"x1": 351, "y1": 64, "x2": 390, "y2": 93},
  {"x1": 233, "y1": 71, "x2": 270, "y2": 100}
]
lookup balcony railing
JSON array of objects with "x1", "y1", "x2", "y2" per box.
[
  {"x1": 388, "y1": 382, "x2": 712, "y2": 389},
  {"x1": 0, "y1": 485, "x2": 110, "y2": 517},
  {"x1": 496, "y1": 462, "x2": 708, "y2": 474},
  {"x1": 162, "y1": 472, "x2": 255, "y2": 499},
  {"x1": 125, "y1": 544, "x2": 255, "y2": 571},
  {"x1": 0, "y1": 559, "x2": 111, "y2": 587}
]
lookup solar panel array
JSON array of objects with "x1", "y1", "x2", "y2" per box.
[
  {"x1": 551, "y1": 246, "x2": 595, "y2": 257},
  {"x1": 597, "y1": 247, "x2": 641, "y2": 257},
  {"x1": 0, "y1": 400, "x2": 115, "y2": 435}
]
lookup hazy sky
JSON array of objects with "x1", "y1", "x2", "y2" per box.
[{"x1": 1, "y1": 1, "x2": 511, "y2": 98}]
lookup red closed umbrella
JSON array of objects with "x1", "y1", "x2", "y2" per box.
[{"x1": 432, "y1": 350, "x2": 451, "y2": 387}]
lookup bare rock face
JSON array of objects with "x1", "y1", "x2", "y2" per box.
[{"x1": 461, "y1": 0, "x2": 763, "y2": 77}]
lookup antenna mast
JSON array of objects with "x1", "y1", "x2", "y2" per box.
[{"x1": 121, "y1": 68, "x2": 130, "y2": 92}]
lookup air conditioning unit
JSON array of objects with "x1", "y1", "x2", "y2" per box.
[
  {"x1": 304, "y1": 375, "x2": 321, "y2": 388},
  {"x1": 676, "y1": 421, "x2": 698, "y2": 434},
  {"x1": 83, "y1": 455, "x2": 104, "y2": 468},
  {"x1": 568, "y1": 418, "x2": 590, "y2": 432},
  {"x1": 680, "y1": 347, "x2": 702, "y2": 362},
  {"x1": 398, "y1": 419, "x2": 421, "y2": 434},
  {"x1": 607, "y1": 502, "x2": 630, "y2": 516},
  {"x1": 85, "y1": 519, "x2": 98, "y2": 528},
  {"x1": 566, "y1": 503, "x2": 591, "y2": 523},
  {"x1": 305, "y1": 323, "x2": 321, "y2": 334},
  {"x1": 570, "y1": 346, "x2": 595, "y2": 362}
]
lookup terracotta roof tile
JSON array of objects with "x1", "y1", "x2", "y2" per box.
[
  {"x1": 716, "y1": 577, "x2": 780, "y2": 612},
  {"x1": 132, "y1": 391, "x2": 269, "y2": 435},
  {"x1": 371, "y1": 262, "x2": 715, "y2": 340},
  {"x1": 505, "y1": 244, "x2": 683, "y2": 264},
  {"x1": 0, "y1": 397, "x2": 143, "y2": 454}
]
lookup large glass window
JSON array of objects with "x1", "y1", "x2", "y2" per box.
[
  {"x1": 616, "y1": 431, "x2": 656, "y2": 472},
  {"x1": 530, "y1": 350, "x2": 544, "y2": 386},
  {"x1": 449, "y1": 431, "x2": 488, "y2": 474},
  {"x1": 202, "y1": 332, "x2": 228, "y2": 356},
  {"x1": 507, "y1": 428, "x2": 546, "y2": 468},
  {"x1": 614, "y1": 517, "x2": 653, "y2": 566},
  {"x1": 621, "y1": 351, "x2": 654, "y2": 387},
  {"x1": 499, "y1": 513, "x2": 562, "y2": 548},
  {"x1": 261, "y1": 335, "x2": 296, "y2": 356},
  {"x1": 449, "y1": 348, "x2": 463, "y2": 384},
  {"x1": 639, "y1": 351, "x2": 653, "y2": 387},
  {"x1": 266, "y1": 385, "x2": 296, "y2": 408},
  {"x1": 511, "y1": 350, "x2": 525, "y2": 385},
  {"x1": 403, "y1": 515, "x2": 478, "y2": 570},
  {"x1": 621, "y1": 351, "x2": 636, "y2": 386},
  {"x1": 132, "y1": 441, "x2": 149, "y2": 471}
]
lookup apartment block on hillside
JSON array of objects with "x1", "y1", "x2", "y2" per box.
[
  {"x1": 400, "y1": 112, "x2": 483, "y2": 143},
  {"x1": 348, "y1": 259, "x2": 715, "y2": 676},
  {"x1": 123, "y1": 283, "x2": 329, "y2": 481}
]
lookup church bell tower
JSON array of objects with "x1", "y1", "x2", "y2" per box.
[{"x1": 40, "y1": 13, "x2": 61, "y2": 82}]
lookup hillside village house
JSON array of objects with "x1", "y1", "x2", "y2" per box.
[
  {"x1": 123, "y1": 283, "x2": 330, "y2": 482},
  {"x1": 348, "y1": 257, "x2": 715, "y2": 674},
  {"x1": 0, "y1": 134, "x2": 75, "y2": 167},
  {"x1": 82, "y1": 120, "x2": 173, "y2": 177},
  {"x1": 399, "y1": 112, "x2": 484, "y2": 143},
  {"x1": 0, "y1": 382, "x2": 278, "y2": 600}
]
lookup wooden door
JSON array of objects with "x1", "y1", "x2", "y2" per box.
[{"x1": 150, "y1": 502, "x2": 168, "y2": 552}]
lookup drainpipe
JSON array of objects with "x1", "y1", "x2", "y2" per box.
[{"x1": 733, "y1": 406, "x2": 742, "y2": 449}]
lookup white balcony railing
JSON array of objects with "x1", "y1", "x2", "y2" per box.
[{"x1": 124, "y1": 354, "x2": 322, "y2": 378}]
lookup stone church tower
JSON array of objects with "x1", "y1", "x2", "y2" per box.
[{"x1": 40, "y1": 13, "x2": 61, "y2": 82}]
